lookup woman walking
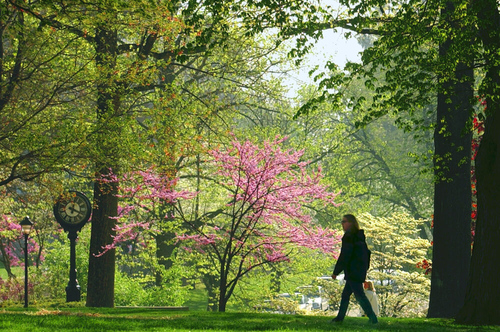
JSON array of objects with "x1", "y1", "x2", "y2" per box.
[{"x1": 331, "y1": 214, "x2": 378, "y2": 324}]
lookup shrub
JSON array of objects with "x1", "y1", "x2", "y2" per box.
[
  {"x1": 0, "y1": 277, "x2": 32, "y2": 306},
  {"x1": 360, "y1": 213, "x2": 432, "y2": 317},
  {"x1": 114, "y1": 267, "x2": 189, "y2": 307}
]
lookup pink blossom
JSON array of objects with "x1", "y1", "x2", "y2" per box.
[
  {"x1": 95, "y1": 168, "x2": 197, "y2": 254},
  {"x1": 178, "y1": 136, "x2": 342, "y2": 273}
]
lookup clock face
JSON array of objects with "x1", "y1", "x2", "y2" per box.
[{"x1": 54, "y1": 191, "x2": 91, "y2": 227}]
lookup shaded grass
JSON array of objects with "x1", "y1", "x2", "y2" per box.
[
  {"x1": 182, "y1": 286, "x2": 208, "y2": 311},
  {"x1": 1, "y1": 307, "x2": 499, "y2": 331}
]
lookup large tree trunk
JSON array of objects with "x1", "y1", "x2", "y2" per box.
[
  {"x1": 457, "y1": 106, "x2": 500, "y2": 325},
  {"x1": 218, "y1": 271, "x2": 228, "y2": 312},
  {"x1": 428, "y1": 2, "x2": 473, "y2": 316},
  {"x1": 456, "y1": 0, "x2": 500, "y2": 324},
  {"x1": 86, "y1": 26, "x2": 119, "y2": 308},
  {"x1": 86, "y1": 168, "x2": 118, "y2": 307}
]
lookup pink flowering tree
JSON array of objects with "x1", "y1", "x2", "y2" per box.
[
  {"x1": 175, "y1": 136, "x2": 341, "y2": 312},
  {"x1": 0, "y1": 214, "x2": 39, "y2": 279}
]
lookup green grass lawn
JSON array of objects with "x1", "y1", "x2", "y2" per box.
[
  {"x1": 1, "y1": 307, "x2": 499, "y2": 331},
  {"x1": 1, "y1": 267, "x2": 498, "y2": 331}
]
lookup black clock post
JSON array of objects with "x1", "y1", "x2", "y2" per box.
[
  {"x1": 53, "y1": 191, "x2": 92, "y2": 302},
  {"x1": 66, "y1": 230, "x2": 81, "y2": 301}
]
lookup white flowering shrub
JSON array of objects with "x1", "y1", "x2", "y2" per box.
[{"x1": 359, "y1": 213, "x2": 432, "y2": 317}]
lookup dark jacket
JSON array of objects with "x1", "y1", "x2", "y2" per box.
[{"x1": 333, "y1": 229, "x2": 370, "y2": 283}]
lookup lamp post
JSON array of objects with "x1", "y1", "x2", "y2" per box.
[{"x1": 19, "y1": 216, "x2": 33, "y2": 308}]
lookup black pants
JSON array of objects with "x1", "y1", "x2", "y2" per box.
[{"x1": 336, "y1": 280, "x2": 377, "y2": 322}]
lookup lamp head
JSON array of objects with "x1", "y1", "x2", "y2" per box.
[{"x1": 20, "y1": 216, "x2": 33, "y2": 235}]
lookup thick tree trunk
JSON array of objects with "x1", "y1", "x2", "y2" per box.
[
  {"x1": 457, "y1": 108, "x2": 500, "y2": 324},
  {"x1": 428, "y1": 3, "x2": 473, "y2": 315},
  {"x1": 428, "y1": 70, "x2": 473, "y2": 317},
  {"x1": 86, "y1": 168, "x2": 118, "y2": 307},
  {"x1": 86, "y1": 26, "x2": 119, "y2": 307},
  {"x1": 216, "y1": 264, "x2": 228, "y2": 312},
  {"x1": 218, "y1": 280, "x2": 227, "y2": 312},
  {"x1": 457, "y1": 0, "x2": 500, "y2": 324}
]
